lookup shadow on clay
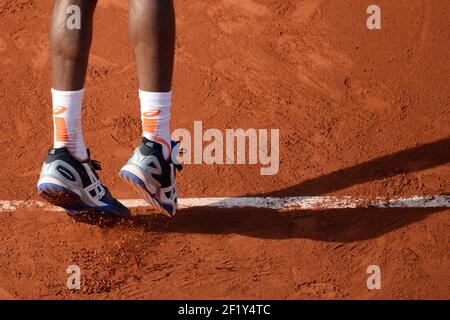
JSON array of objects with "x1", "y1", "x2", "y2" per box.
[{"x1": 70, "y1": 138, "x2": 449, "y2": 242}]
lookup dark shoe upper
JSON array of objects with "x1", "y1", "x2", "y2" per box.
[
  {"x1": 120, "y1": 137, "x2": 182, "y2": 216},
  {"x1": 139, "y1": 137, "x2": 182, "y2": 189},
  {"x1": 44, "y1": 148, "x2": 98, "y2": 189},
  {"x1": 40, "y1": 148, "x2": 130, "y2": 218}
]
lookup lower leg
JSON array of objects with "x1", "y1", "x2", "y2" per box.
[
  {"x1": 50, "y1": 0, "x2": 97, "y2": 161},
  {"x1": 51, "y1": 0, "x2": 97, "y2": 90},
  {"x1": 129, "y1": 0, "x2": 176, "y2": 159},
  {"x1": 129, "y1": 0, "x2": 175, "y2": 92}
]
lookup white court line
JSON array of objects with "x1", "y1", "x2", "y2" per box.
[{"x1": 0, "y1": 196, "x2": 449, "y2": 212}]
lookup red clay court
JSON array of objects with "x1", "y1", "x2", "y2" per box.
[{"x1": 0, "y1": 0, "x2": 449, "y2": 299}]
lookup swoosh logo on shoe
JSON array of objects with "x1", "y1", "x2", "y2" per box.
[{"x1": 53, "y1": 106, "x2": 68, "y2": 115}]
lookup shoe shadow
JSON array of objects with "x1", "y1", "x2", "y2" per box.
[
  {"x1": 129, "y1": 206, "x2": 444, "y2": 242},
  {"x1": 130, "y1": 138, "x2": 449, "y2": 241},
  {"x1": 67, "y1": 212, "x2": 126, "y2": 227},
  {"x1": 71, "y1": 138, "x2": 449, "y2": 241},
  {"x1": 254, "y1": 137, "x2": 450, "y2": 197}
]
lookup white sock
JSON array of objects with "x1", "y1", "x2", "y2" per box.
[
  {"x1": 139, "y1": 90, "x2": 172, "y2": 159},
  {"x1": 52, "y1": 88, "x2": 88, "y2": 161}
]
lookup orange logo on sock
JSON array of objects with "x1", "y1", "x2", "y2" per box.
[
  {"x1": 53, "y1": 106, "x2": 68, "y2": 115},
  {"x1": 143, "y1": 119, "x2": 158, "y2": 134},
  {"x1": 142, "y1": 110, "x2": 161, "y2": 134},
  {"x1": 143, "y1": 110, "x2": 161, "y2": 118},
  {"x1": 54, "y1": 118, "x2": 69, "y2": 142}
]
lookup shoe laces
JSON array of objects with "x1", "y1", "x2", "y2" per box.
[
  {"x1": 171, "y1": 142, "x2": 183, "y2": 172},
  {"x1": 86, "y1": 149, "x2": 102, "y2": 171},
  {"x1": 174, "y1": 162, "x2": 183, "y2": 172},
  {"x1": 91, "y1": 159, "x2": 102, "y2": 171}
]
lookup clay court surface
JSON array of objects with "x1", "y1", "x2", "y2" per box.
[{"x1": 0, "y1": 0, "x2": 449, "y2": 299}]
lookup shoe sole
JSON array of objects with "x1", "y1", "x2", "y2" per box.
[
  {"x1": 119, "y1": 169, "x2": 174, "y2": 218},
  {"x1": 37, "y1": 183, "x2": 129, "y2": 218}
]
